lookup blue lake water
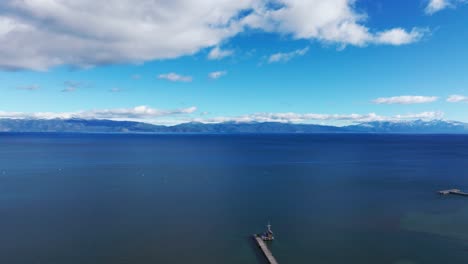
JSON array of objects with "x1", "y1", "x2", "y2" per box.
[{"x1": 1, "y1": 133, "x2": 468, "y2": 263}]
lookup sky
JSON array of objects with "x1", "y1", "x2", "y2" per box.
[{"x1": 0, "y1": 0, "x2": 468, "y2": 125}]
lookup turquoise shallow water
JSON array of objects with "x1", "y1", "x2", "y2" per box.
[{"x1": 0, "y1": 133, "x2": 468, "y2": 263}]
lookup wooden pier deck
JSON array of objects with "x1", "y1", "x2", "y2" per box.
[
  {"x1": 438, "y1": 189, "x2": 468, "y2": 196},
  {"x1": 253, "y1": 235, "x2": 278, "y2": 264}
]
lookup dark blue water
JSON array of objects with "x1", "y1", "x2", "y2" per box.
[{"x1": 1, "y1": 133, "x2": 468, "y2": 264}]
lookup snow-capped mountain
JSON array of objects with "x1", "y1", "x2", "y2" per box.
[
  {"x1": 347, "y1": 120, "x2": 468, "y2": 133},
  {"x1": 0, "y1": 119, "x2": 467, "y2": 134}
]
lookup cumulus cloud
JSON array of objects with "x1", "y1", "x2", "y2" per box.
[
  {"x1": 424, "y1": 0, "x2": 468, "y2": 14},
  {"x1": 372, "y1": 96, "x2": 438, "y2": 104},
  {"x1": 375, "y1": 28, "x2": 425, "y2": 45},
  {"x1": 0, "y1": 106, "x2": 197, "y2": 120},
  {"x1": 191, "y1": 111, "x2": 444, "y2": 124},
  {"x1": 268, "y1": 47, "x2": 309, "y2": 63},
  {"x1": 426, "y1": 0, "x2": 451, "y2": 14},
  {"x1": 208, "y1": 46, "x2": 234, "y2": 60},
  {"x1": 158, "y1": 73, "x2": 192, "y2": 82},
  {"x1": 208, "y1": 71, "x2": 227, "y2": 79},
  {"x1": 425, "y1": 0, "x2": 467, "y2": 14},
  {"x1": 447, "y1": 94, "x2": 468, "y2": 103},
  {"x1": 0, "y1": 0, "x2": 425, "y2": 71},
  {"x1": 242, "y1": 0, "x2": 425, "y2": 47}
]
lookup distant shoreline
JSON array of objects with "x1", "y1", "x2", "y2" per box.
[
  {"x1": 1, "y1": 119, "x2": 467, "y2": 134},
  {"x1": 1, "y1": 132, "x2": 468, "y2": 136}
]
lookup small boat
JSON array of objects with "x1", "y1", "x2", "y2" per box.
[{"x1": 260, "y1": 222, "x2": 274, "y2": 241}]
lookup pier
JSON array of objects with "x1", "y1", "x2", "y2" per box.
[
  {"x1": 253, "y1": 235, "x2": 278, "y2": 264},
  {"x1": 438, "y1": 189, "x2": 468, "y2": 196}
]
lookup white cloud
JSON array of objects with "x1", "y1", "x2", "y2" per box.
[
  {"x1": 425, "y1": 0, "x2": 467, "y2": 14},
  {"x1": 131, "y1": 74, "x2": 142, "y2": 80},
  {"x1": 84, "y1": 105, "x2": 197, "y2": 119},
  {"x1": 191, "y1": 111, "x2": 444, "y2": 124},
  {"x1": 61, "y1": 80, "x2": 83, "y2": 92},
  {"x1": 268, "y1": 46, "x2": 309, "y2": 63},
  {"x1": 208, "y1": 71, "x2": 227, "y2": 79},
  {"x1": 393, "y1": 111, "x2": 444, "y2": 119},
  {"x1": 61, "y1": 87, "x2": 76, "y2": 93},
  {"x1": 109, "y1": 88, "x2": 122, "y2": 93},
  {"x1": 242, "y1": 0, "x2": 425, "y2": 47},
  {"x1": 426, "y1": 0, "x2": 450, "y2": 14},
  {"x1": 0, "y1": 0, "x2": 425, "y2": 71},
  {"x1": 158, "y1": 73, "x2": 192, "y2": 82},
  {"x1": 372, "y1": 96, "x2": 438, "y2": 104},
  {"x1": 17, "y1": 84, "x2": 40, "y2": 91},
  {"x1": 0, "y1": 17, "x2": 15, "y2": 36},
  {"x1": 0, "y1": 106, "x2": 197, "y2": 120},
  {"x1": 375, "y1": 28, "x2": 425, "y2": 45},
  {"x1": 64, "y1": 81, "x2": 82, "y2": 87},
  {"x1": 0, "y1": 107, "x2": 443, "y2": 125},
  {"x1": 447, "y1": 94, "x2": 468, "y2": 103},
  {"x1": 208, "y1": 46, "x2": 234, "y2": 60},
  {"x1": 0, "y1": 0, "x2": 251, "y2": 70}
]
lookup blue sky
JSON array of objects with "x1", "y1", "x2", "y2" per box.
[{"x1": 0, "y1": 0, "x2": 467, "y2": 125}]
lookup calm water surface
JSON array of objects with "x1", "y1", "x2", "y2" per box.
[{"x1": 0, "y1": 133, "x2": 468, "y2": 264}]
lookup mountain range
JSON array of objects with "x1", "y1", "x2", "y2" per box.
[{"x1": 0, "y1": 118, "x2": 467, "y2": 134}]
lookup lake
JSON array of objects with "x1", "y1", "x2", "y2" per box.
[{"x1": 0, "y1": 133, "x2": 467, "y2": 263}]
